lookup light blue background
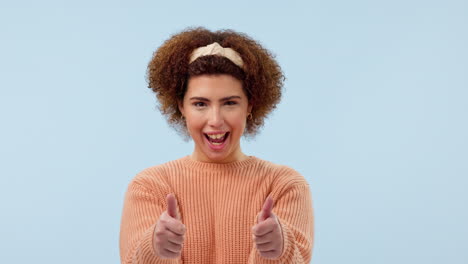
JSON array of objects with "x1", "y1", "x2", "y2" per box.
[{"x1": 1, "y1": 1, "x2": 467, "y2": 263}]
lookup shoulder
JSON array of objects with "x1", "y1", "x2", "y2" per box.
[
  {"x1": 254, "y1": 158, "x2": 312, "y2": 202},
  {"x1": 128, "y1": 157, "x2": 185, "y2": 192},
  {"x1": 254, "y1": 157, "x2": 309, "y2": 187}
]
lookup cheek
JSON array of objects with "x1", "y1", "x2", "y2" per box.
[
  {"x1": 186, "y1": 119, "x2": 203, "y2": 131},
  {"x1": 229, "y1": 115, "x2": 247, "y2": 132},
  {"x1": 185, "y1": 114, "x2": 207, "y2": 135}
]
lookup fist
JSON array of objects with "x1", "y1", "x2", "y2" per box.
[
  {"x1": 153, "y1": 193, "x2": 186, "y2": 259},
  {"x1": 251, "y1": 197, "x2": 284, "y2": 260}
]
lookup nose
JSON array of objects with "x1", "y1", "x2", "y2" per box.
[{"x1": 207, "y1": 107, "x2": 224, "y2": 127}]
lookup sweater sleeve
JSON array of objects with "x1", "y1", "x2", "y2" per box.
[
  {"x1": 248, "y1": 183, "x2": 314, "y2": 264},
  {"x1": 119, "y1": 179, "x2": 182, "y2": 264}
]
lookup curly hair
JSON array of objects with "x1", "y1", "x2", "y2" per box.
[{"x1": 146, "y1": 26, "x2": 285, "y2": 140}]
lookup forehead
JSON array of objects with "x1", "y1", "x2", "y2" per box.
[{"x1": 186, "y1": 74, "x2": 245, "y2": 98}]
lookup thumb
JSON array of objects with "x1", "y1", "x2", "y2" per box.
[
  {"x1": 166, "y1": 193, "x2": 180, "y2": 220},
  {"x1": 258, "y1": 196, "x2": 274, "y2": 222}
]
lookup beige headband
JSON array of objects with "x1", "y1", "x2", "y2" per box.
[{"x1": 189, "y1": 42, "x2": 244, "y2": 69}]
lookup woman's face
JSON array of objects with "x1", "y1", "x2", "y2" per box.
[{"x1": 178, "y1": 74, "x2": 252, "y2": 163}]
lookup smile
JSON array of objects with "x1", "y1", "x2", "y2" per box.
[{"x1": 204, "y1": 132, "x2": 230, "y2": 149}]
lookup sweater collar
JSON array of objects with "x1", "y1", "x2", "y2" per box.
[{"x1": 180, "y1": 155, "x2": 259, "y2": 171}]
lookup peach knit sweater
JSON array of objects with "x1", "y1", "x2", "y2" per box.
[{"x1": 119, "y1": 155, "x2": 314, "y2": 264}]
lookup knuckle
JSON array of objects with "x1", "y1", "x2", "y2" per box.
[
  {"x1": 178, "y1": 235, "x2": 185, "y2": 244},
  {"x1": 159, "y1": 248, "x2": 180, "y2": 259},
  {"x1": 154, "y1": 229, "x2": 166, "y2": 237}
]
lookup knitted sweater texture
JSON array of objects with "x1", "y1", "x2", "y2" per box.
[{"x1": 119, "y1": 155, "x2": 314, "y2": 263}]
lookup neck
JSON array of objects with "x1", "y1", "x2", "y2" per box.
[{"x1": 190, "y1": 150, "x2": 248, "y2": 164}]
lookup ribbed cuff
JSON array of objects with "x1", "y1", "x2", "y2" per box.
[
  {"x1": 275, "y1": 220, "x2": 295, "y2": 262},
  {"x1": 129, "y1": 223, "x2": 181, "y2": 264}
]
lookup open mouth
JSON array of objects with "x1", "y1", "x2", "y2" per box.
[{"x1": 204, "y1": 132, "x2": 230, "y2": 146}]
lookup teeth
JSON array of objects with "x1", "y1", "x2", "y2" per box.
[{"x1": 207, "y1": 133, "x2": 227, "y2": 139}]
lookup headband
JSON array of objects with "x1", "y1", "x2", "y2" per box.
[{"x1": 189, "y1": 42, "x2": 244, "y2": 69}]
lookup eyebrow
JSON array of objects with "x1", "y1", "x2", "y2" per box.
[{"x1": 189, "y1": 96, "x2": 242, "y2": 102}]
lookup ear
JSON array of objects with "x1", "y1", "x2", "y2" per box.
[
  {"x1": 178, "y1": 100, "x2": 185, "y2": 116},
  {"x1": 247, "y1": 103, "x2": 253, "y2": 114}
]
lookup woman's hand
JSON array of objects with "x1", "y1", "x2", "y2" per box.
[
  {"x1": 251, "y1": 197, "x2": 284, "y2": 260},
  {"x1": 153, "y1": 193, "x2": 186, "y2": 259}
]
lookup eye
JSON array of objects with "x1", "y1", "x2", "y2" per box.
[
  {"x1": 193, "y1": 102, "x2": 206, "y2": 107},
  {"x1": 225, "y1": 101, "x2": 238, "y2": 106}
]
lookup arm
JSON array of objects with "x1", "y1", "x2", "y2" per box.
[
  {"x1": 119, "y1": 180, "x2": 182, "y2": 264},
  {"x1": 248, "y1": 183, "x2": 314, "y2": 264}
]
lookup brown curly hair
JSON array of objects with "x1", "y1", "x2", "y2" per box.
[{"x1": 146, "y1": 26, "x2": 285, "y2": 140}]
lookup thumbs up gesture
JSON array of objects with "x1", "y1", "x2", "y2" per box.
[
  {"x1": 153, "y1": 193, "x2": 187, "y2": 259},
  {"x1": 251, "y1": 197, "x2": 284, "y2": 260}
]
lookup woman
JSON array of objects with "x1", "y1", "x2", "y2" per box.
[{"x1": 119, "y1": 26, "x2": 314, "y2": 264}]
